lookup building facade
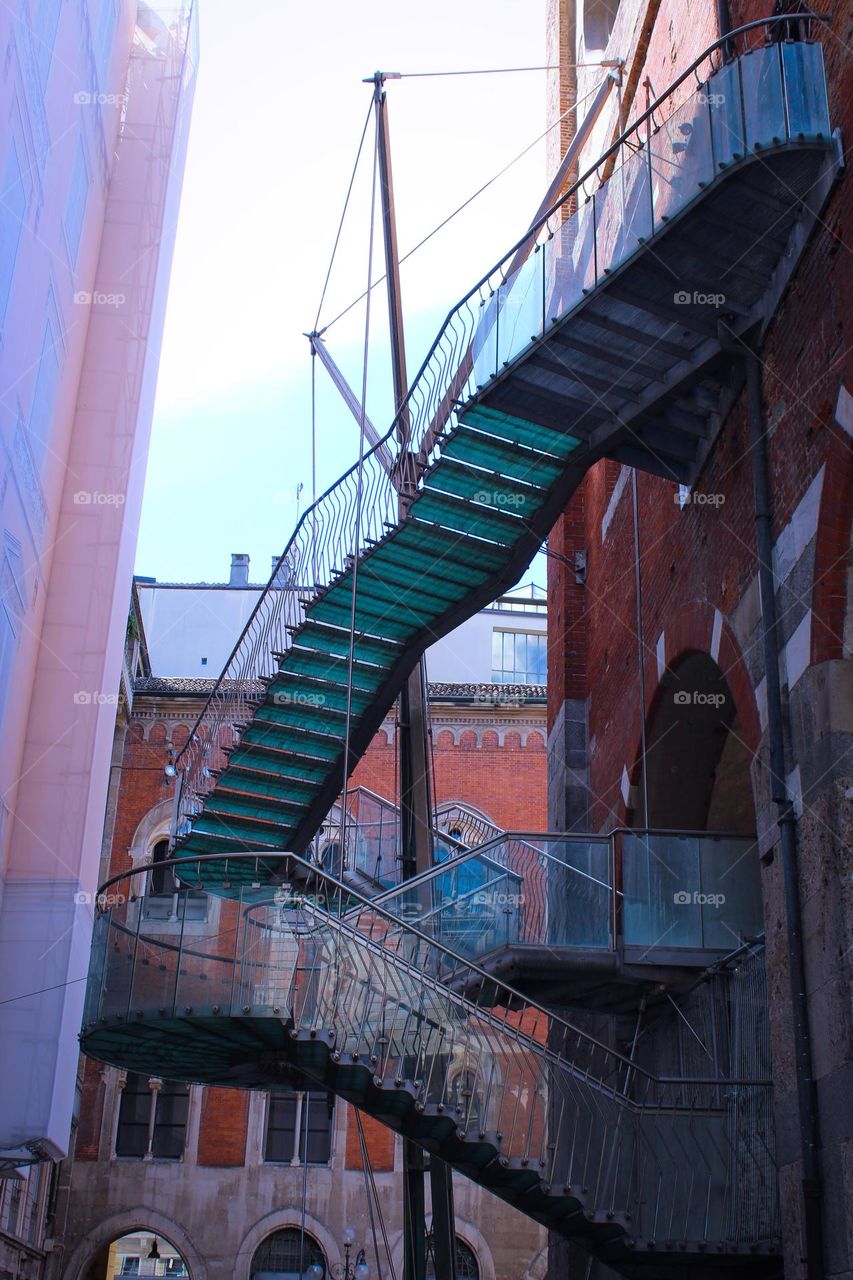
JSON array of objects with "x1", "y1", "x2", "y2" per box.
[
  {"x1": 545, "y1": 2, "x2": 852, "y2": 1278},
  {"x1": 0, "y1": 0, "x2": 197, "y2": 1272},
  {"x1": 51, "y1": 569, "x2": 550, "y2": 1280}
]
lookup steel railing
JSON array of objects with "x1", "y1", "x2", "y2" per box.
[
  {"x1": 172, "y1": 17, "x2": 831, "y2": 842},
  {"x1": 85, "y1": 852, "x2": 777, "y2": 1248}
]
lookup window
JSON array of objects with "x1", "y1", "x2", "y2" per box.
[
  {"x1": 0, "y1": 140, "x2": 26, "y2": 325},
  {"x1": 64, "y1": 137, "x2": 90, "y2": 266},
  {"x1": 150, "y1": 839, "x2": 177, "y2": 897},
  {"x1": 264, "y1": 1090, "x2": 333, "y2": 1164},
  {"x1": 115, "y1": 1074, "x2": 189, "y2": 1160},
  {"x1": 28, "y1": 322, "x2": 60, "y2": 468},
  {"x1": 491, "y1": 629, "x2": 547, "y2": 683},
  {"x1": 1, "y1": 1176, "x2": 22, "y2": 1235},
  {"x1": 251, "y1": 1228, "x2": 326, "y2": 1279},
  {"x1": 583, "y1": 0, "x2": 621, "y2": 50},
  {"x1": 426, "y1": 1236, "x2": 479, "y2": 1279}
]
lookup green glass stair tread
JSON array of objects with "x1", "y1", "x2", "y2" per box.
[
  {"x1": 220, "y1": 772, "x2": 323, "y2": 804},
  {"x1": 241, "y1": 723, "x2": 344, "y2": 759},
  {"x1": 264, "y1": 674, "x2": 374, "y2": 714},
  {"x1": 426, "y1": 456, "x2": 547, "y2": 509},
  {"x1": 288, "y1": 623, "x2": 403, "y2": 665},
  {"x1": 190, "y1": 815, "x2": 290, "y2": 847},
  {"x1": 409, "y1": 490, "x2": 529, "y2": 546},
  {"x1": 210, "y1": 780, "x2": 312, "y2": 811},
  {"x1": 312, "y1": 574, "x2": 442, "y2": 625},
  {"x1": 226, "y1": 748, "x2": 332, "y2": 781},
  {"x1": 372, "y1": 536, "x2": 498, "y2": 593},
  {"x1": 459, "y1": 403, "x2": 582, "y2": 459},
  {"x1": 308, "y1": 598, "x2": 430, "y2": 641},
  {"x1": 356, "y1": 558, "x2": 459, "y2": 608},
  {"x1": 281, "y1": 648, "x2": 387, "y2": 693},
  {"x1": 254, "y1": 700, "x2": 350, "y2": 733},
  {"x1": 393, "y1": 520, "x2": 507, "y2": 572},
  {"x1": 440, "y1": 429, "x2": 564, "y2": 488},
  {"x1": 204, "y1": 790, "x2": 305, "y2": 822}
]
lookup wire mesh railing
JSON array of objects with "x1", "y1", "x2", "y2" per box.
[{"x1": 172, "y1": 17, "x2": 831, "y2": 842}]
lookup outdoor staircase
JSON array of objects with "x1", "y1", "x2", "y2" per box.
[
  {"x1": 171, "y1": 30, "x2": 840, "y2": 891},
  {"x1": 81, "y1": 854, "x2": 780, "y2": 1278}
]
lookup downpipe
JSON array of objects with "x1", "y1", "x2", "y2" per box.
[{"x1": 744, "y1": 340, "x2": 825, "y2": 1279}]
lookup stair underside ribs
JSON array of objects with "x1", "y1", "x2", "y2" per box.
[{"x1": 176, "y1": 138, "x2": 837, "y2": 892}]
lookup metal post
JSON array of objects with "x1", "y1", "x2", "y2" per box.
[
  {"x1": 428, "y1": 1158, "x2": 458, "y2": 1280},
  {"x1": 371, "y1": 71, "x2": 439, "y2": 1280}
]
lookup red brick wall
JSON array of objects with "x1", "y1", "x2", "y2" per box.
[
  {"x1": 344, "y1": 1111, "x2": 394, "y2": 1171},
  {"x1": 75, "y1": 1059, "x2": 106, "y2": 1161},
  {"x1": 197, "y1": 1089, "x2": 250, "y2": 1166}
]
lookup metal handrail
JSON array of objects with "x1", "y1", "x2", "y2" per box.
[
  {"x1": 90, "y1": 851, "x2": 768, "y2": 1088},
  {"x1": 172, "y1": 17, "x2": 829, "y2": 845}
]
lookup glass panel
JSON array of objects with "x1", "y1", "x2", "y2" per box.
[
  {"x1": 471, "y1": 293, "x2": 498, "y2": 387},
  {"x1": 545, "y1": 837, "x2": 612, "y2": 948},
  {"x1": 100, "y1": 893, "x2": 136, "y2": 1021},
  {"x1": 650, "y1": 91, "x2": 715, "y2": 230},
  {"x1": 115, "y1": 1073, "x2": 151, "y2": 1157},
  {"x1": 782, "y1": 42, "x2": 831, "y2": 139},
  {"x1": 594, "y1": 138, "x2": 653, "y2": 277},
  {"x1": 739, "y1": 44, "x2": 786, "y2": 150},
  {"x1": 621, "y1": 834, "x2": 702, "y2": 947},
  {"x1": 544, "y1": 199, "x2": 595, "y2": 328},
  {"x1": 698, "y1": 835, "x2": 762, "y2": 948},
  {"x1": 265, "y1": 1091, "x2": 297, "y2": 1161},
  {"x1": 152, "y1": 1081, "x2": 189, "y2": 1158},
  {"x1": 497, "y1": 247, "x2": 544, "y2": 367},
  {"x1": 708, "y1": 61, "x2": 746, "y2": 170}
]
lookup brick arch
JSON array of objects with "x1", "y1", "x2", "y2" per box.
[
  {"x1": 481, "y1": 729, "x2": 499, "y2": 749},
  {"x1": 61, "y1": 1210, "x2": 206, "y2": 1280},
  {"x1": 812, "y1": 420, "x2": 853, "y2": 664},
  {"x1": 624, "y1": 601, "x2": 762, "y2": 826},
  {"x1": 234, "y1": 1210, "x2": 341, "y2": 1279},
  {"x1": 526, "y1": 730, "x2": 545, "y2": 750}
]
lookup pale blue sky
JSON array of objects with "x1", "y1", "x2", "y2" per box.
[{"x1": 137, "y1": 0, "x2": 550, "y2": 586}]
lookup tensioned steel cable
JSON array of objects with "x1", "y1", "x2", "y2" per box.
[
  {"x1": 313, "y1": 99, "x2": 374, "y2": 333},
  {"x1": 356, "y1": 1108, "x2": 397, "y2": 1279},
  {"x1": 319, "y1": 74, "x2": 608, "y2": 336},
  {"x1": 339, "y1": 113, "x2": 380, "y2": 867}
]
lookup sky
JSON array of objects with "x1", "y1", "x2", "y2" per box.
[{"x1": 136, "y1": 0, "x2": 551, "y2": 587}]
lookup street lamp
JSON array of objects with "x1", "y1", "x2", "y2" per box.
[{"x1": 326, "y1": 1227, "x2": 370, "y2": 1279}]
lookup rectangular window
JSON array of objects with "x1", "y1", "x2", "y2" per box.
[
  {"x1": 115, "y1": 1074, "x2": 189, "y2": 1160},
  {"x1": 491, "y1": 630, "x2": 547, "y2": 683},
  {"x1": 0, "y1": 141, "x2": 26, "y2": 325},
  {"x1": 264, "y1": 1090, "x2": 332, "y2": 1164},
  {"x1": 64, "y1": 137, "x2": 89, "y2": 266},
  {"x1": 28, "y1": 323, "x2": 60, "y2": 468}
]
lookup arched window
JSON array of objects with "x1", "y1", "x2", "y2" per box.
[
  {"x1": 426, "y1": 1236, "x2": 479, "y2": 1279},
  {"x1": 583, "y1": 0, "x2": 620, "y2": 51},
  {"x1": 150, "y1": 838, "x2": 176, "y2": 897},
  {"x1": 251, "y1": 1228, "x2": 326, "y2": 1279}
]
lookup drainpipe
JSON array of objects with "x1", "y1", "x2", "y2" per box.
[{"x1": 744, "y1": 341, "x2": 825, "y2": 1280}]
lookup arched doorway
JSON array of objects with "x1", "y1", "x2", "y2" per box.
[
  {"x1": 624, "y1": 652, "x2": 761, "y2": 951},
  {"x1": 426, "y1": 1235, "x2": 480, "y2": 1279},
  {"x1": 250, "y1": 1228, "x2": 326, "y2": 1279},
  {"x1": 82, "y1": 1230, "x2": 189, "y2": 1280},
  {"x1": 640, "y1": 652, "x2": 754, "y2": 831}
]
